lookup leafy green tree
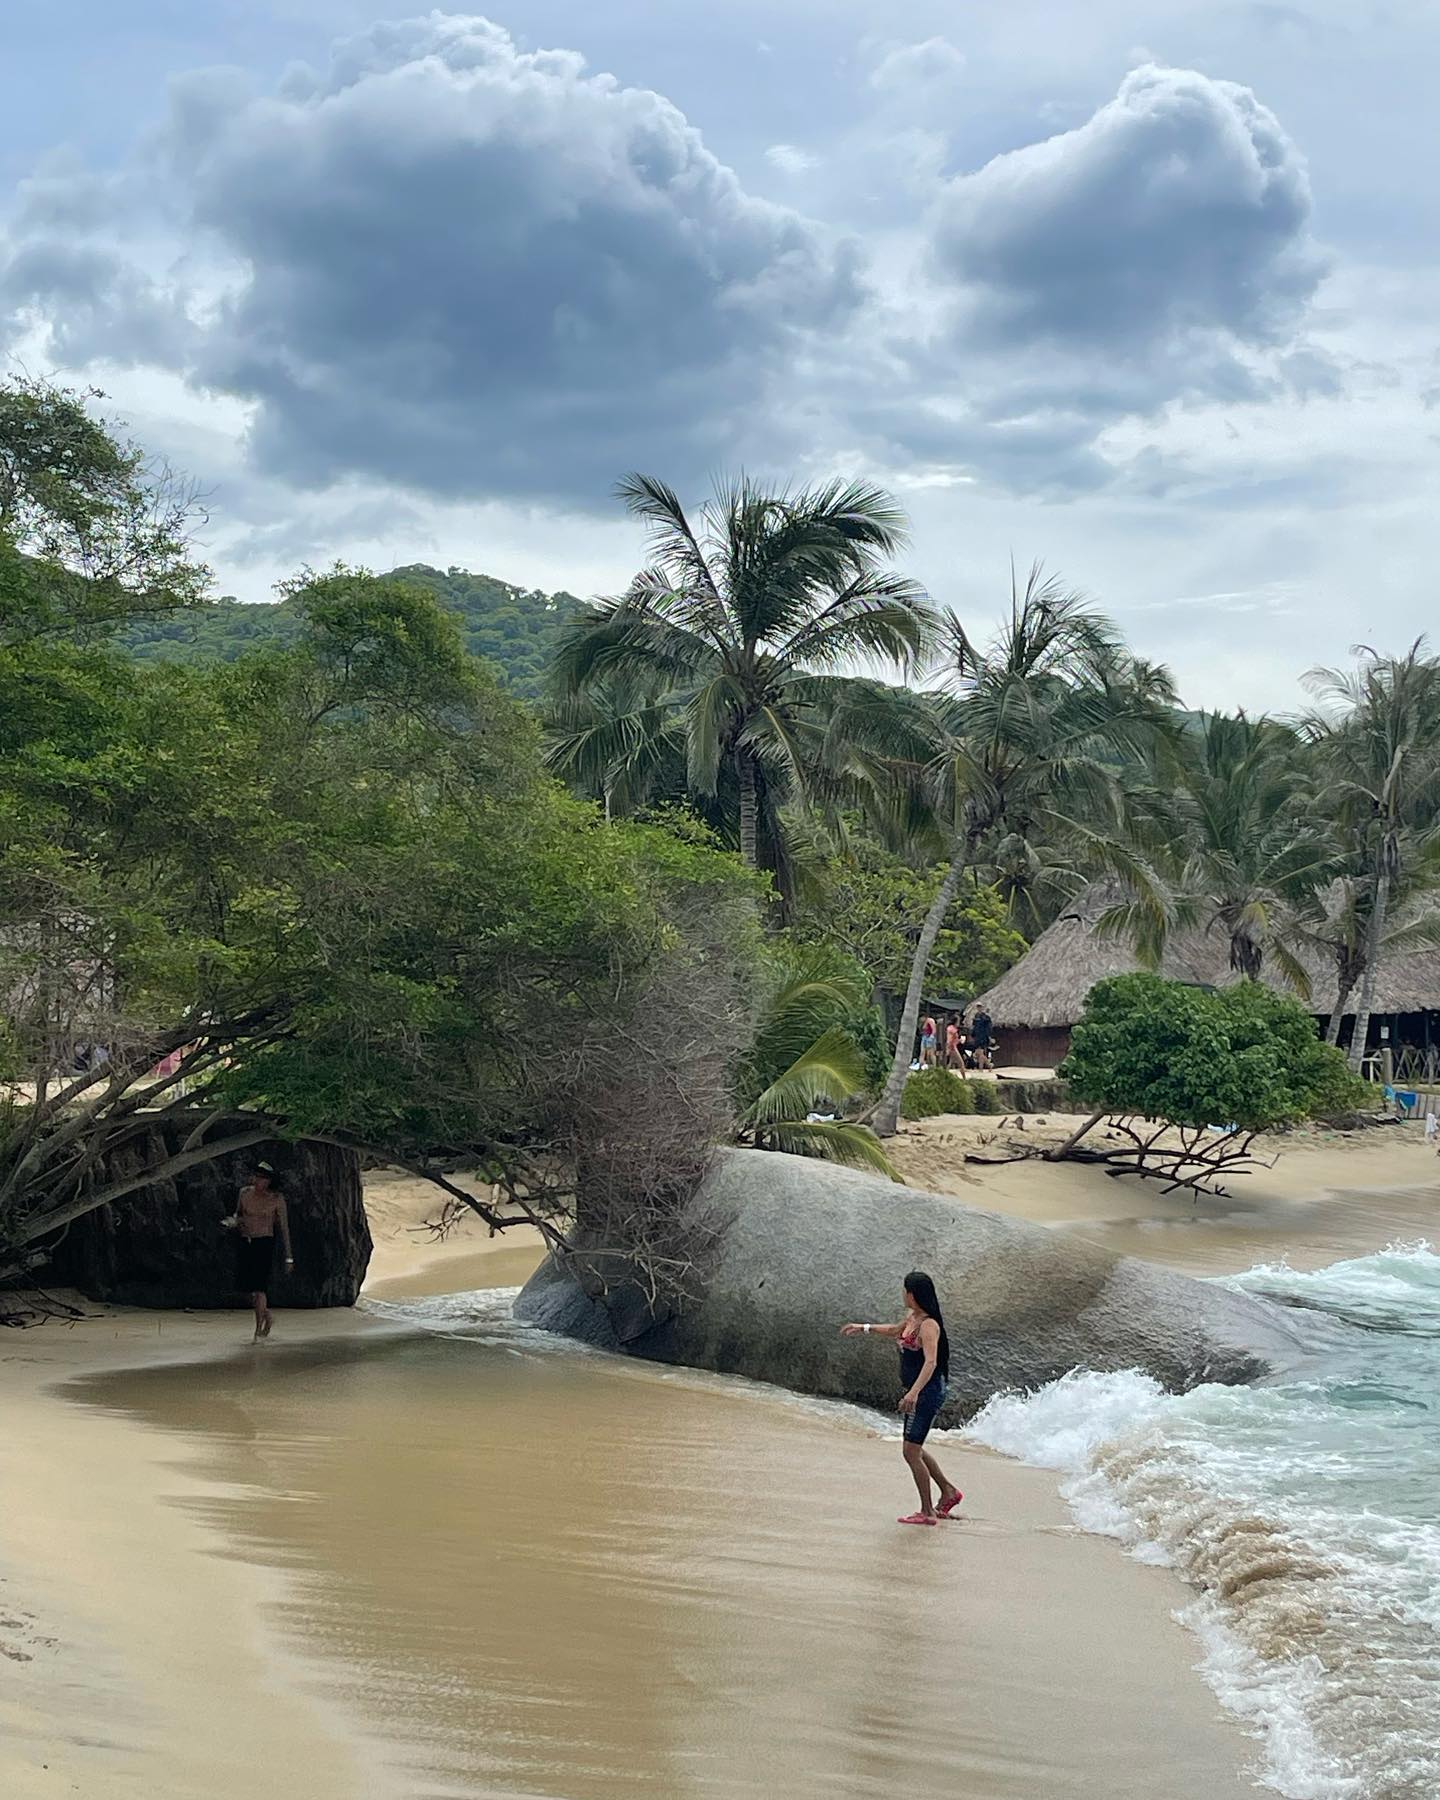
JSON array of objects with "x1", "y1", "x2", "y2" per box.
[
  {"x1": 548, "y1": 473, "x2": 936, "y2": 892},
  {"x1": 1060, "y1": 974, "x2": 1368, "y2": 1131},
  {"x1": 118, "y1": 561, "x2": 584, "y2": 701},
  {"x1": 791, "y1": 845, "x2": 1026, "y2": 1012},
  {"x1": 0, "y1": 583, "x2": 765, "y2": 1286},
  {"x1": 856, "y1": 567, "x2": 1173, "y2": 1137},
  {"x1": 0, "y1": 374, "x2": 208, "y2": 645}
]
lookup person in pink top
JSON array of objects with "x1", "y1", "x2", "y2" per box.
[{"x1": 840, "y1": 1271, "x2": 963, "y2": 1526}]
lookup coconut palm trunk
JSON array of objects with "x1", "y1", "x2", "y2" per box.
[
  {"x1": 1348, "y1": 865, "x2": 1391, "y2": 1073},
  {"x1": 736, "y1": 745, "x2": 759, "y2": 868},
  {"x1": 872, "y1": 846, "x2": 969, "y2": 1138},
  {"x1": 1324, "y1": 979, "x2": 1355, "y2": 1046}
]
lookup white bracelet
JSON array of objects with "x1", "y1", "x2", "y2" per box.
[{"x1": 863, "y1": 1323, "x2": 871, "y2": 1334}]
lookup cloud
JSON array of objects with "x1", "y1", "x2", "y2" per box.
[
  {"x1": 0, "y1": 33, "x2": 1334, "y2": 520},
  {"x1": 6, "y1": 14, "x2": 862, "y2": 506},
  {"x1": 930, "y1": 64, "x2": 1326, "y2": 369},
  {"x1": 833, "y1": 62, "x2": 1332, "y2": 497},
  {"x1": 869, "y1": 38, "x2": 967, "y2": 107},
  {"x1": 766, "y1": 143, "x2": 820, "y2": 175}
]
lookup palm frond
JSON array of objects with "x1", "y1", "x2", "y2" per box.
[
  {"x1": 741, "y1": 1025, "x2": 869, "y2": 1127},
  {"x1": 752, "y1": 1118, "x2": 901, "y2": 1178}
]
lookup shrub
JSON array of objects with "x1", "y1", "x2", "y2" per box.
[
  {"x1": 901, "y1": 1069, "x2": 976, "y2": 1119},
  {"x1": 1060, "y1": 974, "x2": 1370, "y2": 1130},
  {"x1": 970, "y1": 1080, "x2": 1006, "y2": 1114}
]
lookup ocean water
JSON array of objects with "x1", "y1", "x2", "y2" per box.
[{"x1": 965, "y1": 1245, "x2": 1440, "y2": 1800}]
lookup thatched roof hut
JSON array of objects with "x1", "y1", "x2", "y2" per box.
[{"x1": 970, "y1": 886, "x2": 1440, "y2": 1072}]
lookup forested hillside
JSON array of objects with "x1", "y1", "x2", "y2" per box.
[{"x1": 120, "y1": 563, "x2": 588, "y2": 699}]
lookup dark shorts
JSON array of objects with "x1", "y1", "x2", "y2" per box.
[
  {"x1": 237, "y1": 1235, "x2": 275, "y2": 1292},
  {"x1": 904, "y1": 1377, "x2": 947, "y2": 1444}
]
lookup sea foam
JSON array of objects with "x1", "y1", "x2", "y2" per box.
[{"x1": 966, "y1": 1248, "x2": 1440, "y2": 1800}]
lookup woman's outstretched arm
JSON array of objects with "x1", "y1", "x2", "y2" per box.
[{"x1": 839, "y1": 1319, "x2": 905, "y2": 1338}]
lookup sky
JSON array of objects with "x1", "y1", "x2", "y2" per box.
[{"x1": 3, "y1": 1, "x2": 1437, "y2": 710}]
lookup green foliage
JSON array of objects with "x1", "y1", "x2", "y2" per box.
[
  {"x1": 0, "y1": 566, "x2": 768, "y2": 1270},
  {"x1": 969, "y1": 1080, "x2": 1006, "y2": 1114},
  {"x1": 738, "y1": 1025, "x2": 897, "y2": 1176},
  {"x1": 1095, "y1": 710, "x2": 1334, "y2": 991},
  {"x1": 0, "y1": 374, "x2": 209, "y2": 646},
  {"x1": 117, "y1": 562, "x2": 585, "y2": 701},
  {"x1": 1059, "y1": 974, "x2": 1370, "y2": 1131},
  {"x1": 793, "y1": 847, "x2": 1026, "y2": 1004},
  {"x1": 548, "y1": 471, "x2": 936, "y2": 893},
  {"x1": 735, "y1": 941, "x2": 886, "y2": 1104},
  {"x1": 734, "y1": 940, "x2": 896, "y2": 1174},
  {"x1": 901, "y1": 1069, "x2": 976, "y2": 1119}
]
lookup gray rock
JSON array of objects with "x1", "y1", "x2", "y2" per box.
[
  {"x1": 52, "y1": 1130, "x2": 370, "y2": 1309},
  {"x1": 516, "y1": 1149, "x2": 1341, "y2": 1419}
]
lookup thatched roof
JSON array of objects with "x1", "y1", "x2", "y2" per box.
[{"x1": 971, "y1": 886, "x2": 1440, "y2": 1028}]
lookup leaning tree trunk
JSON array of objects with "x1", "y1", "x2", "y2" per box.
[
  {"x1": 872, "y1": 846, "x2": 970, "y2": 1139},
  {"x1": 1325, "y1": 977, "x2": 1356, "y2": 1047},
  {"x1": 1348, "y1": 870, "x2": 1391, "y2": 1073},
  {"x1": 736, "y1": 747, "x2": 758, "y2": 868}
]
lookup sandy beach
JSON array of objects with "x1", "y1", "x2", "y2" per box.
[
  {"x1": 889, "y1": 1111, "x2": 1440, "y2": 1274},
  {"x1": 4, "y1": 1128, "x2": 1437, "y2": 1798}
]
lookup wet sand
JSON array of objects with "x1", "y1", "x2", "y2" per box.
[
  {"x1": 9, "y1": 1129, "x2": 1434, "y2": 1799},
  {"x1": 5, "y1": 1307, "x2": 1259, "y2": 1800}
]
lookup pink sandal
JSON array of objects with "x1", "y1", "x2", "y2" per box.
[
  {"x1": 897, "y1": 1512, "x2": 938, "y2": 1526},
  {"x1": 937, "y1": 1489, "x2": 964, "y2": 1518}
]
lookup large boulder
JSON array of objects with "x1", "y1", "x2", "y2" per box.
[
  {"x1": 516, "y1": 1149, "x2": 1342, "y2": 1418},
  {"x1": 52, "y1": 1130, "x2": 370, "y2": 1308}
]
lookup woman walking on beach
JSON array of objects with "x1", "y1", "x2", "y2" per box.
[
  {"x1": 841, "y1": 1271, "x2": 962, "y2": 1526},
  {"x1": 919, "y1": 1016, "x2": 938, "y2": 1068},
  {"x1": 228, "y1": 1162, "x2": 294, "y2": 1341}
]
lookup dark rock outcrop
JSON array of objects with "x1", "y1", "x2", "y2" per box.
[
  {"x1": 517, "y1": 1149, "x2": 1344, "y2": 1419},
  {"x1": 52, "y1": 1131, "x2": 370, "y2": 1308}
]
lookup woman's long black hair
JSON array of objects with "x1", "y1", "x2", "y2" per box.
[{"x1": 904, "y1": 1270, "x2": 950, "y2": 1379}]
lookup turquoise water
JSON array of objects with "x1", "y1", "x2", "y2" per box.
[{"x1": 967, "y1": 1246, "x2": 1440, "y2": 1800}]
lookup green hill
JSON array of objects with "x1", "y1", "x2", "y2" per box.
[{"x1": 120, "y1": 564, "x2": 588, "y2": 701}]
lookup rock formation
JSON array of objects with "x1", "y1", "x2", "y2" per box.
[
  {"x1": 52, "y1": 1131, "x2": 370, "y2": 1308},
  {"x1": 517, "y1": 1149, "x2": 1342, "y2": 1419}
]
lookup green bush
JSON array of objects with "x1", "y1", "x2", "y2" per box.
[
  {"x1": 970, "y1": 1080, "x2": 1006, "y2": 1113},
  {"x1": 901, "y1": 1069, "x2": 976, "y2": 1119},
  {"x1": 1059, "y1": 974, "x2": 1371, "y2": 1130},
  {"x1": 841, "y1": 1001, "x2": 891, "y2": 1097}
]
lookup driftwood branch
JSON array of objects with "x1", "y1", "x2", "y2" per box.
[{"x1": 1058, "y1": 1118, "x2": 1275, "y2": 1199}]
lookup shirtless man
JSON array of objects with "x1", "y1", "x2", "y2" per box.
[{"x1": 233, "y1": 1162, "x2": 294, "y2": 1340}]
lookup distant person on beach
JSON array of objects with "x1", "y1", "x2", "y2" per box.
[
  {"x1": 970, "y1": 1008, "x2": 993, "y2": 1071},
  {"x1": 224, "y1": 1162, "x2": 294, "y2": 1340},
  {"x1": 840, "y1": 1271, "x2": 962, "y2": 1527},
  {"x1": 944, "y1": 1017, "x2": 967, "y2": 1073},
  {"x1": 919, "y1": 1017, "x2": 938, "y2": 1068}
]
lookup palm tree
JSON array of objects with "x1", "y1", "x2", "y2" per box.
[
  {"x1": 1303, "y1": 642, "x2": 1440, "y2": 1070},
  {"x1": 860, "y1": 566, "x2": 1174, "y2": 1139},
  {"x1": 1099, "y1": 712, "x2": 1334, "y2": 991},
  {"x1": 548, "y1": 474, "x2": 936, "y2": 893},
  {"x1": 1299, "y1": 867, "x2": 1440, "y2": 1047},
  {"x1": 543, "y1": 673, "x2": 686, "y2": 820},
  {"x1": 734, "y1": 955, "x2": 897, "y2": 1174}
]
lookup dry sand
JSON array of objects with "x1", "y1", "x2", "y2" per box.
[
  {"x1": 891, "y1": 1110, "x2": 1440, "y2": 1274},
  {"x1": 5, "y1": 1129, "x2": 1434, "y2": 1798},
  {"x1": 362, "y1": 1166, "x2": 546, "y2": 1297}
]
